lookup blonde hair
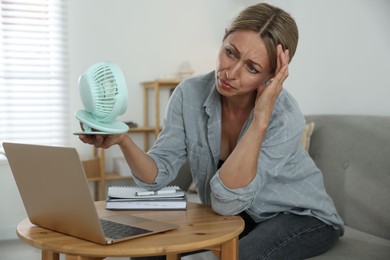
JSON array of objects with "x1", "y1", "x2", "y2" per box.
[{"x1": 224, "y1": 3, "x2": 299, "y2": 72}]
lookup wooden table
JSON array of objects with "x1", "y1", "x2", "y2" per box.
[{"x1": 16, "y1": 202, "x2": 244, "y2": 260}]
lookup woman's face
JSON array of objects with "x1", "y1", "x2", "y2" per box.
[{"x1": 216, "y1": 30, "x2": 272, "y2": 98}]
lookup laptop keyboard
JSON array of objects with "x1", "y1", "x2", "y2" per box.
[{"x1": 100, "y1": 219, "x2": 152, "y2": 239}]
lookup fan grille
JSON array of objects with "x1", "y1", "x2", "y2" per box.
[{"x1": 90, "y1": 64, "x2": 119, "y2": 118}]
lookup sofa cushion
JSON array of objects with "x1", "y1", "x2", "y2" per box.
[
  {"x1": 308, "y1": 226, "x2": 390, "y2": 260},
  {"x1": 305, "y1": 115, "x2": 390, "y2": 240}
]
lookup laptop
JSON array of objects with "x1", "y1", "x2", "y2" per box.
[{"x1": 3, "y1": 142, "x2": 179, "y2": 245}]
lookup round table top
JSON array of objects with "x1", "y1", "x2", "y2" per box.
[{"x1": 17, "y1": 202, "x2": 244, "y2": 258}]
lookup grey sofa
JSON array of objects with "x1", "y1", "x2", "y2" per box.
[
  {"x1": 306, "y1": 115, "x2": 390, "y2": 259},
  {"x1": 174, "y1": 114, "x2": 390, "y2": 259}
]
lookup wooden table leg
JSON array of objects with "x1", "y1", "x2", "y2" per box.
[
  {"x1": 42, "y1": 250, "x2": 60, "y2": 260},
  {"x1": 166, "y1": 254, "x2": 180, "y2": 260},
  {"x1": 93, "y1": 182, "x2": 99, "y2": 201},
  {"x1": 220, "y1": 236, "x2": 239, "y2": 260}
]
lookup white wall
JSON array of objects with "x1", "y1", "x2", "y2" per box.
[
  {"x1": 286, "y1": 0, "x2": 390, "y2": 115},
  {"x1": 1, "y1": 0, "x2": 389, "y2": 240}
]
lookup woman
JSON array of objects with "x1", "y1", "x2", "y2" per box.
[{"x1": 80, "y1": 3, "x2": 343, "y2": 259}]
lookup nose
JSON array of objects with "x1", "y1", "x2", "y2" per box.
[{"x1": 226, "y1": 62, "x2": 241, "y2": 80}]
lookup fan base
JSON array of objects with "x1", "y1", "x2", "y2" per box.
[{"x1": 75, "y1": 110, "x2": 129, "y2": 134}]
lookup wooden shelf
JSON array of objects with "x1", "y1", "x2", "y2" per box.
[
  {"x1": 130, "y1": 79, "x2": 180, "y2": 151},
  {"x1": 142, "y1": 79, "x2": 179, "y2": 89}
]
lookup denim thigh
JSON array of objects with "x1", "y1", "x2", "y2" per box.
[
  {"x1": 239, "y1": 213, "x2": 342, "y2": 260},
  {"x1": 131, "y1": 213, "x2": 341, "y2": 260}
]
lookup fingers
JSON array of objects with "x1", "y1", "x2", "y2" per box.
[
  {"x1": 281, "y1": 48, "x2": 290, "y2": 68},
  {"x1": 80, "y1": 133, "x2": 126, "y2": 149},
  {"x1": 78, "y1": 123, "x2": 108, "y2": 148},
  {"x1": 274, "y1": 64, "x2": 289, "y2": 86},
  {"x1": 78, "y1": 134, "x2": 106, "y2": 148},
  {"x1": 79, "y1": 134, "x2": 94, "y2": 145},
  {"x1": 276, "y1": 44, "x2": 283, "y2": 73},
  {"x1": 270, "y1": 44, "x2": 289, "y2": 90},
  {"x1": 94, "y1": 135, "x2": 105, "y2": 147},
  {"x1": 275, "y1": 44, "x2": 290, "y2": 74}
]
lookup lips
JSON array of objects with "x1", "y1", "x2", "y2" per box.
[{"x1": 219, "y1": 78, "x2": 234, "y2": 90}]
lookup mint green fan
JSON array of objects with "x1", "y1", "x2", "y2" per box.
[{"x1": 75, "y1": 62, "x2": 129, "y2": 134}]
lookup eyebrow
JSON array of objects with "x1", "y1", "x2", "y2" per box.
[{"x1": 229, "y1": 43, "x2": 264, "y2": 70}]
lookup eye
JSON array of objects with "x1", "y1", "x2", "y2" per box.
[
  {"x1": 225, "y1": 47, "x2": 236, "y2": 59},
  {"x1": 246, "y1": 64, "x2": 259, "y2": 74}
]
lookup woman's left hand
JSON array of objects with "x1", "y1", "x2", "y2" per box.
[{"x1": 253, "y1": 44, "x2": 290, "y2": 130}]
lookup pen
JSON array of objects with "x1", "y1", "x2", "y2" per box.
[{"x1": 135, "y1": 189, "x2": 180, "y2": 196}]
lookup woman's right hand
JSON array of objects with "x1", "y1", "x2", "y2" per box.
[
  {"x1": 79, "y1": 132, "x2": 128, "y2": 149},
  {"x1": 78, "y1": 122, "x2": 128, "y2": 149}
]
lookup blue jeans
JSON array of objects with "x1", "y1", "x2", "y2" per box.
[
  {"x1": 131, "y1": 212, "x2": 341, "y2": 260},
  {"x1": 239, "y1": 212, "x2": 342, "y2": 260}
]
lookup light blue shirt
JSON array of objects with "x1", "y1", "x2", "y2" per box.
[{"x1": 135, "y1": 71, "x2": 344, "y2": 229}]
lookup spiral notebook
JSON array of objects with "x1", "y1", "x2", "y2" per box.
[{"x1": 106, "y1": 186, "x2": 187, "y2": 210}]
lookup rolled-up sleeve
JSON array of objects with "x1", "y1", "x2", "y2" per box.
[{"x1": 210, "y1": 171, "x2": 261, "y2": 215}]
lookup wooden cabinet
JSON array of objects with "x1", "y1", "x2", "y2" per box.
[
  {"x1": 84, "y1": 79, "x2": 180, "y2": 200},
  {"x1": 128, "y1": 79, "x2": 180, "y2": 151}
]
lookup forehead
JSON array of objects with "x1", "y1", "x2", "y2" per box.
[{"x1": 224, "y1": 30, "x2": 270, "y2": 68}]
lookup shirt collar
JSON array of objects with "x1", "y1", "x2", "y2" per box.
[{"x1": 203, "y1": 74, "x2": 221, "y2": 118}]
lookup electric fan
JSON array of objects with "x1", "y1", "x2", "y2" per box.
[{"x1": 75, "y1": 61, "x2": 129, "y2": 134}]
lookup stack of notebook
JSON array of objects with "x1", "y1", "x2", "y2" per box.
[{"x1": 106, "y1": 185, "x2": 187, "y2": 210}]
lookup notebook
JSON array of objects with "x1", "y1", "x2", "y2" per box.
[
  {"x1": 3, "y1": 142, "x2": 179, "y2": 245},
  {"x1": 106, "y1": 186, "x2": 187, "y2": 210}
]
